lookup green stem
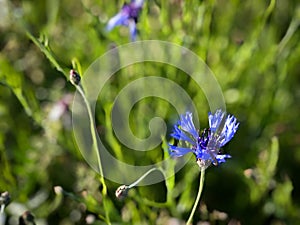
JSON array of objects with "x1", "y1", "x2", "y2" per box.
[
  {"x1": 128, "y1": 167, "x2": 162, "y2": 188},
  {"x1": 75, "y1": 84, "x2": 111, "y2": 225},
  {"x1": 0, "y1": 204, "x2": 4, "y2": 214},
  {"x1": 186, "y1": 167, "x2": 206, "y2": 225}
]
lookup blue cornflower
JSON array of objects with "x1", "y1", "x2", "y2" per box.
[
  {"x1": 106, "y1": 0, "x2": 144, "y2": 41},
  {"x1": 169, "y1": 110, "x2": 239, "y2": 168}
]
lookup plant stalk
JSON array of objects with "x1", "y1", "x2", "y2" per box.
[
  {"x1": 75, "y1": 84, "x2": 111, "y2": 225},
  {"x1": 186, "y1": 167, "x2": 205, "y2": 225}
]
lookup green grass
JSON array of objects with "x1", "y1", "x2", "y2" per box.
[{"x1": 1, "y1": 0, "x2": 300, "y2": 224}]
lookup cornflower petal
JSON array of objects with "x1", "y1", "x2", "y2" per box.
[
  {"x1": 106, "y1": 0, "x2": 144, "y2": 41},
  {"x1": 194, "y1": 147, "x2": 212, "y2": 161},
  {"x1": 168, "y1": 112, "x2": 198, "y2": 157},
  {"x1": 208, "y1": 109, "x2": 226, "y2": 133},
  {"x1": 170, "y1": 124, "x2": 196, "y2": 145},
  {"x1": 179, "y1": 112, "x2": 199, "y2": 141},
  {"x1": 220, "y1": 115, "x2": 239, "y2": 147},
  {"x1": 132, "y1": 0, "x2": 144, "y2": 8},
  {"x1": 208, "y1": 109, "x2": 239, "y2": 147},
  {"x1": 215, "y1": 154, "x2": 232, "y2": 163},
  {"x1": 168, "y1": 144, "x2": 194, "y2": 157},
  {"x1": 128, "y1": 20, "x2": 137, "y2": 41},
  {"x1": 106, "y1": 12, "x2": 129, "y2": 31}
]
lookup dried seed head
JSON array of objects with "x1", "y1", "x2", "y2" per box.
[
  {"x1": 115, "y1": 185, "x2": 129, "y2": 200},
  {"x1": 19, "y1": 211, "x2": 36, "y2": 225},
  {"x1": 0, "y1": 191, "x2": 11, "y2": 206},
  {"x1": 70, "y1": 69, "x2": 81, "y2": 85}
]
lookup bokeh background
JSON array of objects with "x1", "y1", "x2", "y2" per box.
[{"x1": 1, "y1": 0, "x2": 300, "y2": 224}]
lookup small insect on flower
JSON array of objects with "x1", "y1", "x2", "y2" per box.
[
  {"x1": 106, "y1": 0, "x2": 144, "y2": 41},
  {"x1": 169, "y1": 110, "x2": 239, "y2": 169}
]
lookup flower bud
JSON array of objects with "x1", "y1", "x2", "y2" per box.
[
  {"x1": 19, "y1": 211, "x2": 36, "y2": 225},
  {"x1": 54, "y1": 186, "x2": 63, "y2": 195},
  {"x1": 70, "y1": 69, "x2": 81, "y2": 85},
  {"x1": 0, "y1": 191, "x2": 10, "y2": 206},
  {"x1": 115, "y1": 185, "x2": 129, "y2": 200}
]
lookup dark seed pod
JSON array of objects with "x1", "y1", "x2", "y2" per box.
[
  {"x1": 19, "y1": 211, "x2": 36, "y2": 225},
  {"x1": 0, "y1": 191, "x2": 10, "y2": 207},
  {"x1": 115, "y1": 185, "x2": 129, "y2": 200},
  {"x1": 70, "y1": 69, "x2": 81, "y2": 85}
]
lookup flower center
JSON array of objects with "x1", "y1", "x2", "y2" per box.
[{"x1": 198, "y1": 128, "x2": 211, "y2": 149}]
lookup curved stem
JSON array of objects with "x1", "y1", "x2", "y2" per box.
[
  {"x1": 75, "y1": 84, "x2": 111, "y2": 225},
  {"x1": 0, "y1": 204, "x2": 4, "y2": 215},
  {"x1": 186, "y1": 167, "x2": 206, "y2": 225},
  {"x1": 76, "y1": 85, "x2": 105, "y2": 180},
  {"x1": 128, "y1": 167, "x2": 162, "y2": 189}
]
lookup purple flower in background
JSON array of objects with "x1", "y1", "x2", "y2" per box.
[
  {"x1": 169, "y1": 110, "x2": 239, "y2": 168},
  {"x1": 106, "y1": 0, "x2": 144, "y2": 41},
  {"x1": 48, "y1": 94, "x2": 73, "y2": 121}
]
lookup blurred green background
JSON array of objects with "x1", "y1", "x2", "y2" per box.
[{"x1": 1, "y1": 0, "x2": 300, "y2": 224}]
